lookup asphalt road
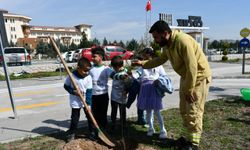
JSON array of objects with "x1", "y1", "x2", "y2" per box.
[{"x1": 0, "y1": 62, "x2": 249, "y2": 143}]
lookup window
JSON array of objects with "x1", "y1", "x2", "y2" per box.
[
  {"x1": 106, "y1": 47, "x2": 115, "y2": 52},
  {"x1": 4, "y1": 48, "x2": 25, "y2": 54},
  {"x1": 5, "y1": 19, "x2": 7, "y2": 23},
  {"x1": 15, "y1": 35, "x2": 17, "y2": 39},
  {"x1": 116, "y1": 47, "x2": 125, "y2": 53}
]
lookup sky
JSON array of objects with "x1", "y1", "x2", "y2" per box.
[{"x1": 1, "y1": 0, "x2": 249, "y2": 42}]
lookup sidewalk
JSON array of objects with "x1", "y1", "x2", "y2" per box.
[{"x1": 0, "y1": 62, "x2": 249, "y2": 143}]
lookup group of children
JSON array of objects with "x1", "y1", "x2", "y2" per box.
[{"x1": 64, "y1": 46, "x2": 172, "y2": 142}]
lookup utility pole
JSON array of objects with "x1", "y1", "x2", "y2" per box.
[{"x1": 0, "y1": 11, "x2": 17, "y2": 118}]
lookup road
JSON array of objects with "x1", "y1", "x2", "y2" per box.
[{"x1": 0, "y1": 62, "x2": 249, "y2": 143}]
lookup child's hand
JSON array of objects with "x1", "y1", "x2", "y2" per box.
[
  {"x1": 153, "y1": 79, "x2": 160, "y2": 86},
  {"x1": 74, "y1": 90, "x2": 83, "y2": 96},
  {"x1": 120, "y1": 74, "x2": 128, "y2": 80}
]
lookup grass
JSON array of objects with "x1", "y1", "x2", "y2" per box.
[
  {"x1": 0, "y1": 71, "x2": 68, "y2": 81},
  {"x1": 0, "y1": 96, "x2": 249, "y2": 150}
]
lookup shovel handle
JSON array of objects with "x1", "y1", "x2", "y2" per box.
[{"x1": 49, "y1": 37, "x2": 99, "y2": 128}]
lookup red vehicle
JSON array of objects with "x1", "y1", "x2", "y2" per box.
[{"x1": 81, "y1": 46, "x2": 134, "y2": 61}]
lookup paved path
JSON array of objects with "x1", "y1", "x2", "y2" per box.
[{"x1": 0, "y1": 62, "x2": 249, "y2": 143}]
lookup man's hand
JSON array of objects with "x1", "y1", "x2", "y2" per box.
[
  {"x1": 131, "y1": 59, "x2": 142, "y2": 66},
  {"x1": 186, "y1": 91, "x2": 198, "y2": 103}
]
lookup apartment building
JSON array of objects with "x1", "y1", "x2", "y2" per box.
[{"x1": 1, "y1": 9, "x2": 92, "y2": 50}]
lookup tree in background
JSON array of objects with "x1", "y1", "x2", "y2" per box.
[
  {"x1": 36, "y1": 41, "x2": 49, "y2": 57},
  {"x1": 46, "y1": 43, "x2": 57, "y2": 58},
  {"x1": 92, "y1": 38, "x2": 100, "y2": 46},
  {"x1": 69, "y1": 41, "x2": 78, "y2": 51},
  {"x1": 55, "y1": 39, "x2": 67, "y2": 53},
  {"x1": 79, "y1": 31, "x2": 92, "y2": 48},
  {"x1": 113, "y1": 40, "x2": 118, "y2": 45},
  {"x1": 208, "y1": 40, "x2": 220, "y2": 49},
  {"x1": 126, "y1": 38, "x2": 139, "y2": 51},
  {"x1": 119, "y1": 40, "x2": 125, "y2": 48},
  {"x1": 102, "y1": 37, "x2": 108, "y2": 46}
]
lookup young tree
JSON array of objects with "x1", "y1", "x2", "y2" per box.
[{"x1": 221, "y1": 41, "x2": 230, "y2": 61}]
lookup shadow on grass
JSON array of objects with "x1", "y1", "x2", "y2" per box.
[
  {"x1": 209, "y1": 86, "x2": 225, "y2": 92},
  {"x1": 227, "y1": 117, "x2": 250, "y2": 125},
  {"x1": 103, "y1": 120, "x2": 176, "y2": 150}
]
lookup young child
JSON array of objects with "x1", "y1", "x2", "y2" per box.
[
  {"x1": 109, "y1": 55, "x2": 132, "y2": 130},
  {"x1": 64, "y1": 57, "x2": 93, "y2": 142},
  {"x1": 136, "y1": 47, "x2": 168, "y2": 139},
  {"x1": 126, "y1": 55, "x2": 148, "y2": 127},
  {"x1": 89, "y1": 46, "x2": 112, "y2": 130}
]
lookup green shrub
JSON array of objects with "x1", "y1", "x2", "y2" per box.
[{"x1": 222, "y1": 55, "x2": 228, "y2": 61}]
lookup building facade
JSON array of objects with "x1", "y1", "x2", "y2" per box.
[{"x1": 1, "y1": 9, "x2": 92, "y2": 50}]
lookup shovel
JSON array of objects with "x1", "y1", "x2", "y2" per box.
[{"x1": 49, "y1": 37, "x2": 115, "y2": 147}]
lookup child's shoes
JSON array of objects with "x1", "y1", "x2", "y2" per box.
[
  {"x1": 159, "y1": 130, "x2": 168, "y2": 139},
  {"x1": 147, "y1": 128, "x2": 155, "y2": 136}
]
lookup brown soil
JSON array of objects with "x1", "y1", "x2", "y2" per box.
[
  {"x1": 62, "y1": 139, "x2": 110, "y2": 150},
  {"x1": 61, "y1": 138, "x2": 157, "y2": 150}
]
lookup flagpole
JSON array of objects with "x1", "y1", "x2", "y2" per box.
[
  {"x1": 149, "y1": 1, "x2": 152, "y2": 44},
  {"x1": 145, "y1": 8, "x2": 148, "y2": 46}
]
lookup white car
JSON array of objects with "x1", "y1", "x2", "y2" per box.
[
  {"x1": 66, "y1": 50, "x2": 75, "y2": 62},
  {"x1": 73, "y1": 49, "x2": 83, "y2": 62},
  {"x1": 56, "y1": 52, "x2": 68, "y2": 63},
  {"x1": 1, "y1": 47, "x2": 31, "y2": 66}
]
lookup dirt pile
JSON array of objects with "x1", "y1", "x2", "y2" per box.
[
  {"x1": 62, "y1": 139, "x2": 111, "y2": 150},
  {"x1": 61, "y1": 138, "x2": 157, "y2": 150}
]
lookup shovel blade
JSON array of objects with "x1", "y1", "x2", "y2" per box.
[{"x1": 97, "y1": 129, "x2": 115, "y2": 147}]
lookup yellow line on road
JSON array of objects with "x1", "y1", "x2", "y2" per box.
[{"x1": 0, "y1": 101, "x2": 60, "y2": 112}]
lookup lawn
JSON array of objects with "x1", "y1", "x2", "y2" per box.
[{"x1": 0, "y1": 96, "x2": 249, "y2": 150}]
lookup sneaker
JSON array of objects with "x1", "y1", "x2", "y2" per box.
[
  {"x1": 143, "y1": 124, "x2": 149, "y2": 128},
  {"x1": 159, "y1": 131, "x2": 167, "y2": 139},
  {"x1": 181, "y1": 141, "x2": 199, "y2": 150},
  {"x1": 147, "y1": 128, "x2": 155, "y2": 136},
  {"x1": 174, "y1": 137, "x2": 188, "y2": 150},
  {"x1": 66, "y1": 133, "x2": 75, "y2": 142}
]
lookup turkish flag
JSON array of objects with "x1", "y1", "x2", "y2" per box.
[{"x1": 146, "y1": 0, "x2": 151, "y2": 11}]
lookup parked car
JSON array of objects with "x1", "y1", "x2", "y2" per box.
[
  {"x1": 81, "y1": 46, "x2": 134, "y2": 61},
  {"x1": 0, "y1": 47, "x2": 31, "y2": 66},
  {"x1": 72, "y1": 48, "x2": 83, "y2": 62},
  {"x1": 65, "y1": 50, "x2": 75, "y2": 62},
  {"x1": 56, "y1": 51, "x2": 68, "y2": 63}
]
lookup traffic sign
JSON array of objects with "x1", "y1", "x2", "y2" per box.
[
  {"x1": 240, "y1": 28, "x2": 250, "y2": 37},
  {"x1": 239, "y1": 38, "x2": 250, "y2": 47}
]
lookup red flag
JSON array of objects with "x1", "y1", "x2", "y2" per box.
[{"x1": 146, "y1": 0, "x2": 151, "y2": 11}]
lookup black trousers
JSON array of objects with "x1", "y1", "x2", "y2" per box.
[
  {"x1": 69, "y1": 107, "x2": 93, "y2": 134},
  {"x1": 111, "y1": 100, "x2": 126, "y2": 126},
  {"x1": 91, "y1": 93, "x2": 109, "y2": 129}
]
